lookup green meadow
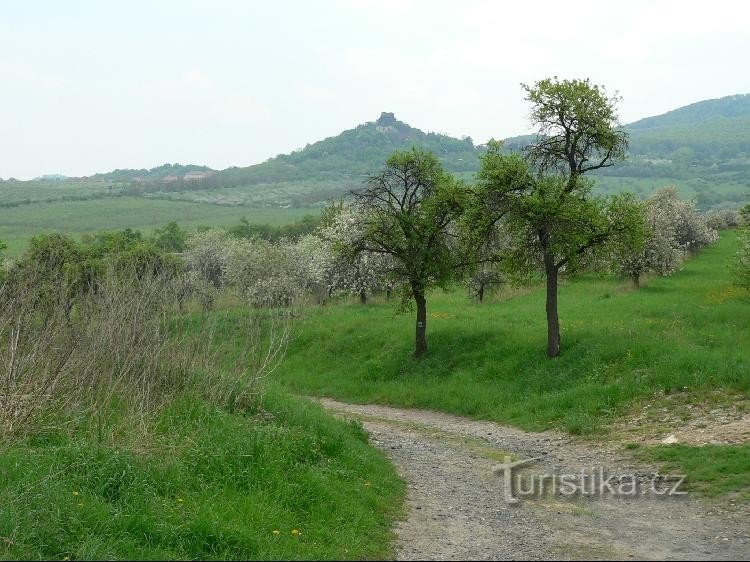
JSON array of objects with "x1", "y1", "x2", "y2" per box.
[
  {"x1": 276, "y1": 231, "x2": 749, "y2": 435},
  {"x1": 0, "y1": 390, "x2": 404, "y2": 560},
  {"x1": 0, "y1": 196, "x2": 315, "y2": 255}
]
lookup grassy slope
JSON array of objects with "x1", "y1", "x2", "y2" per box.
[
  {"x1": 0, "y1": 390, "x2": 404, "y2": 560},
  {"x1": 0, "y1": 198, "x2": 313, "y2": 256},
  {"x1": 277, "y1": 231, "x2": 749, "y2": 435}
]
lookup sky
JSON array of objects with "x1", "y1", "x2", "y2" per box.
[{"x1": 2, "y1": 0, "x2": 749, "y2": 179}]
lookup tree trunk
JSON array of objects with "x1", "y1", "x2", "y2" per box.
[
  {"x1": 414, "y1": 291, "x2": 427, "y2": 357},
  {"x1": 478, "y1": 283, "x2": 485, "y2": 303},
  {"x1": 359, "y1": 288, "x2": 367, "y2": 305},
  {"x1": 544, "y1": 255, "x2": 561, "y2": 358},
  {"x1": 632, "y1": 272, "x2": 640, "y2": 289}
]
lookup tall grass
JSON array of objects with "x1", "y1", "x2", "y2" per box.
[
  {"x1": 0, "y1": 263, "x2": 291, "y2": 443},
  {"x1": 0, "y1": 261, "x2": 403, "y2": 560}
]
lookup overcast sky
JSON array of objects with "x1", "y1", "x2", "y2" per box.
[{"x1": 2, "y1": 0, "x2": 749, "y2": 179}]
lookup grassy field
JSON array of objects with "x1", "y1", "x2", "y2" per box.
[
  {"x1": 0, "y1": 197, "x2": 316, "y2": 255},
  {"x1": 0, "y1": 390, "x2": 404, "y2": 560},
  {"x1": 594, "y1": 175, "x2": 749, "y2": 206},
  {"x1": 0, "y1": 179, "x2": 113, "y2": 205},
  {"x1": 275, "y1": 231, "x2": 748, "y2": 434},
  {"x1": 270, "y1": 230, "x2": 749, "y2": 497}
]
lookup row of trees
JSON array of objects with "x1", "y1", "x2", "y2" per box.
[{"x1": 179, "y1": 75, "x2": 728, "y2": 360}]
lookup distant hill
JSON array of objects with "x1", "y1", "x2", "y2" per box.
[
  {"x1": 130, "y1": 112, "x2": 480, "y2": 207},
  {"x1": 210, "y1": 112, "x2": 478, "y2": 184},
  {"x1": 29, "y1": 97, "x2": 750, "y2": 210},
  {"x1": 628, "y1": 94, "x2": 750, "y2": 131},
  {"x1": 91, "y1": 163, "x2": 215, "y2": 182}
]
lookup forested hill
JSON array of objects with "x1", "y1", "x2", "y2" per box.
[
  {"x1": 628, "y1": 93, "x2": 750, "y2": 131},
  {"x1": 210, "y1": 112, "x2": 479, "y2": 186},
  {"x1": 624, "y1": 94, "x2": 750, "y2": 161}
]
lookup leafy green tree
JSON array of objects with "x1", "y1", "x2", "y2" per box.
[
  {"x1": 352, "y1": 149, "x2": 464, "y2": 356},
  {"x1": 152, "y1": 221, "x2": 187, "y2": 252},
  {"x1": 474, "y1": 79, "x2": 636, "y2": 357}
]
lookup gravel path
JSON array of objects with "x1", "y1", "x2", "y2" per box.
[{"x1": 318, "y1": 398, "x2": 750, "y2": 561}]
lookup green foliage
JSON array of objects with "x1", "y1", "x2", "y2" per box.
[
  {"x1": 353, "y1": 149, "x2": 466, "y2": 355},
  {"x1": 228, "y1": 214, "x2": 321, "y2": 242},
  {"x1": 472, "y1": 76, "x2": 642, "y2": 358},
  {"x1": 0, "y1": 391, "x2": 404, "y2": 560},
  {"x1": 522, "y1": 77, "x2": 627, "y2": 177},
  {"x1": 7, "y1": 231, "x2": 183, "y2": 311},
  {"x1": 356, "y1": 149, "x2": 465, "y2": 294},
  {"x1": 152, "y1": 221, "x2": 188, "y2": 252}
]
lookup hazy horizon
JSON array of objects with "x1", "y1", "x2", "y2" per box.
[{"x1": 2, "y1": 0, "x2": 749, "y2": 179}]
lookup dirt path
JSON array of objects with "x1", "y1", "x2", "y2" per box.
[{"x1": 318, "y1": 398, "x2": 750, "y2": 561}]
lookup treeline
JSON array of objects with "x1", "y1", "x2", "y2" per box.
[{"x1": 0, "y1": 189, "x2": 127, "y2": 208}]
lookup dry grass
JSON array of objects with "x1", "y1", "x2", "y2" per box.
[{"x1": 0, "y1": 264, "x2": 292, "y2": 445}]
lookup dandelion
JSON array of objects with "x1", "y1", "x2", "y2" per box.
[
  {"x1": 177, "y1": 497, "x2": 184, "y2": 503},
  {"x1": 72, "y1": 491, "x2": 79, "y2": 496},
  {"x1": 291, "y1": 529, "x2": 301, "y2": 536},
  {"x1": 272, "y1": 530, "x2": 280, "y2": 535}
]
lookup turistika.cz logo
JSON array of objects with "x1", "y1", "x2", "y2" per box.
[{"x1": 493, "y1": 456, "x2": 687, "y2": 504}]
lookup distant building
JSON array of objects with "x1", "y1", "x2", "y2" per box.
[
  {"x1": 183, "y1": 170, "x2": 213, "y2": 181},
  {"x1": 163, "y1": 175, "x2": 179, "y2": 182},
  {"x1": 375, "y1": 111, "x2": 398, "y2": 133}
]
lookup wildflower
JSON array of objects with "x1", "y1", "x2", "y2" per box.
[
  {"x1": 177, "y1": 497, "x2": 184, "y2": 503},
  {"x1": 72, "y1": 491, "x2": 79, "y2": 496},
  {"x1": 291, "y1": 529, "x2": 301, "y2": 536},
  {"x1": 272, "y1": 530, "x2": 280, "y2": 535}
]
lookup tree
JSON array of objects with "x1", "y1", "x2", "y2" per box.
[
  {"x1": 352, "y1": 149, "x2": 464, "y2": 357},
  {"x1": 152, "y1": 221, "x2": 187, "y2": 252},
  {"x1": 474, "y1": 78, "x2": 636, "y2": 357},
  {"x1": 184, "y1": 229, "x2": 231, "y2": 288},
  {"x1": 613, "y1": 188, "x2": 718, "y2": 287},
  {"x1": 318, "y1": 206, "x2": 394, "y2": 304},
  {"x1": 523, "y1": 77, "x2": 628, "y2": 189},
  {"x1": 224, "y1": 237, "x2": 307, "y2": 307}
]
